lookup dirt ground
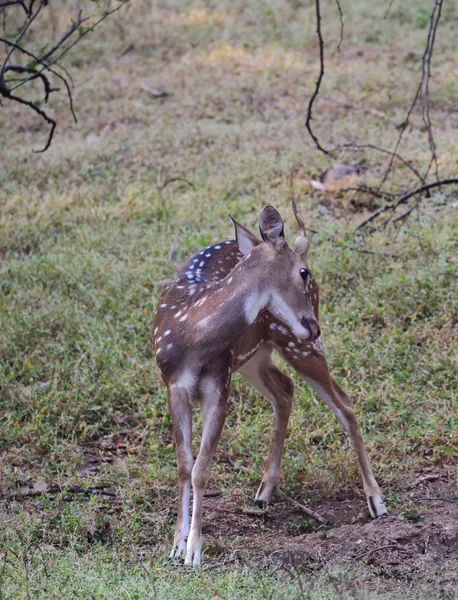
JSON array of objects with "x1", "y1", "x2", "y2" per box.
[
  {"x1": 223, "y1": 466, "x2": 458, "y2": 591},
  {"x1": 7, "y1": 434, "x2": 457, "y2": 595}
]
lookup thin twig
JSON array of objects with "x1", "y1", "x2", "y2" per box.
[
  {"x1": 0, "y1": 1, "x2": 128, "y2": 150},
  {"x1": 131, "y1": 546, "x2": 158, "y2": 599},
  {"x1": 305, "y1": 0, "x2": 334, "y2": 157},
  {"x1": 0, "y1": 38, "x2": 77, "y2": 122},
  {"x1": 0, "y1": 484, "x2": 117, "y2": 499},
  {"x1": 329, "y1": 142, "x2": 425, "y2": 185},
  {"x1": 378, "y1": 0, "x2": 444, "y2": 190},
  {"x1": 345, "y1": 246, "x2": 396, "y2": 258},
  {"x1": 417, "y1": 496, "x2": 458, "y2": 504},
  {"x1": 42, "y1": 3, "x2": 127, "y2": 73},
  {"x1": 0, "y1": 547, "x2": 7, "y2": 590},
  {"x1": 352, "y1": 543, "x2": 402, "y2": 561},
  {"x1": 332, "y1": 0, "x2": 344, "y2": 54},
  {"x1": 421, "y1": 0, "x2": 443, "y2": 182},
  {"x1": 339, "y1": 185, "x2": 395, "y2": 200},
  {"x1": 383, "y1": 0, "x2": 396, "y2": 19},
  {"x1": 38, "y1": 10, "x2": 88, "y2": 64},
  {"x1": 391, "y1": 202, "x2": 419, "y2": 224},
  {"x1": 275, "y1": 488, "x2": 326, "y2": 524},
  {"x1": 318, "y1": 95, "x2": 399, "y2": 128},
  {"x1": 0, "y1": 0, "x2": 43, "y2": 84}
]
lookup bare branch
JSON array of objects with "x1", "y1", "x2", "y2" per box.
[
  {"x1": 0, "y1": 0, "x2": 129, "y2": 150},
  {"x1": 5, "y1": 64, "x2": 56, "y2": 102},
  {"x1": 39, "y1": 10, "x2": 88, "y2": 63},
  {"x1": 0, "y1": 0, "x2": 27, "y2": 10},
  {"x1": 0, "y1": 37, "x2": 77, "y2": 122},
  {"x1": 42, "y1": 3, "x2": 128, "y2": 73},
  {"x1": 305, "y1": 0, "x2": 335, "y2": 157}
]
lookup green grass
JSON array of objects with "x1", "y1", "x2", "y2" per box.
[{"x1": 1, "y1": 0, "x2": 458, "y2": 598}]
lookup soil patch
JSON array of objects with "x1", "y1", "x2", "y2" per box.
[{"x1": 201, "y1": 466, "x2": 458, "y2": 590}]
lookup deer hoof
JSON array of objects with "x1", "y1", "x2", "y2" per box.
[
  {"x1": 184, "y1": 531, "x2": 202, "y2": 566},
  {"x1": 169, "y1": 543, "x2": 186, "y2": 561},
  {"x1": 368, "y1": 495, "x2": 388, "y2": 519}
]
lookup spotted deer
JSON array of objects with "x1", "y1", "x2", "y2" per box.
[{"x1": 153, "y1": 203, "x2": 387, "y2": 566}]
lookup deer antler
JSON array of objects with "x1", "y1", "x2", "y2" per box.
[
  {"x1": 291, "y1": 198, "x2": 308, "y2": 256},
  {"x1": 291, "y1": 197, "x2": 306, "y2": 237}
]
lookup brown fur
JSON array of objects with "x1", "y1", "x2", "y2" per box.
[{"x1": 152, "y1": 206, "x2": 387, "y2": 565}]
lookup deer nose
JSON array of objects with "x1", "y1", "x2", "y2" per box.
[{"x1": 300, "y1": 316, "x2": 321, "y2": 341}]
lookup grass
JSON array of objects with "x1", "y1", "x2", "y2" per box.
[{"x1": 1, "y1": 0, "x2": 458, "y2": 598}]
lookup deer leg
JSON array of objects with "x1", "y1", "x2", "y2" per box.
[
  {"x1": 298, "y1": 358, "x2": 387, "y2": 518},
  {"x1": 168, "y1": 385, "x2": 193, "y2": 559},
  {"x1": 185, "y1": 366, "x2": 230, "y2": 566},
  {"x1": 238, "y1": 346, "x2": 294, "y2": 507}
]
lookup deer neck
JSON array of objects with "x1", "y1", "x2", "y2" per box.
[{"x1": 194, "y1": 258, "x2": 270, "y2": 345}]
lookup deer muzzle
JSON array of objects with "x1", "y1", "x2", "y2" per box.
[{"x1": 300, "y1": 316, "x2": 321, "y2": 341}]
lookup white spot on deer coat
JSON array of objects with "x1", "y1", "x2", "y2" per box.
[
  {"x1": 312, "y1": 337, "x2": 324, "y2": 354},
  {"x1": 164, "y1": 330, "x2": 171, "y2": 336},
  {"x1": 197, "y1": 315, "x2": 211, "y2": 329}
]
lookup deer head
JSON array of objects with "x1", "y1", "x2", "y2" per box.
[{"x1": 232, "y1": 202, "x2": 320, "y2": 341}]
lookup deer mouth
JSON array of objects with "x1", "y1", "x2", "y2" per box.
[{"x1": 300, "y1": 316, "x2": 321, "y2": 341}]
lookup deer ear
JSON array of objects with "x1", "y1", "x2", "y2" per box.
[
  {"x1": 230, "y1": 215, "x2": 260, "y2": 255},
  {"x1": 259, "y1": 206, "x2": 285, "y2": 245}
]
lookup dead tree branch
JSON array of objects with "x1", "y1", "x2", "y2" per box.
[
  {"x1": 275, "y1": 488, "x2": 326, "y2": 524},
  {"x1": 355, "y1": 178, "x2": 458, "y2": 231},
  {"x1": 305, "y1": 0, "x2": 334, "y2": 157},
  {"x1": 0, "y1": 0, "x2": 129, "y2": 151},
  {"x1": 306, "y1": 0, "x2": 449, "y2": 216}
]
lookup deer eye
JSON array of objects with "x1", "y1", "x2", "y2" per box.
[{"x1": 300, "y1": 268, "x2": 309, "y2": 281}]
